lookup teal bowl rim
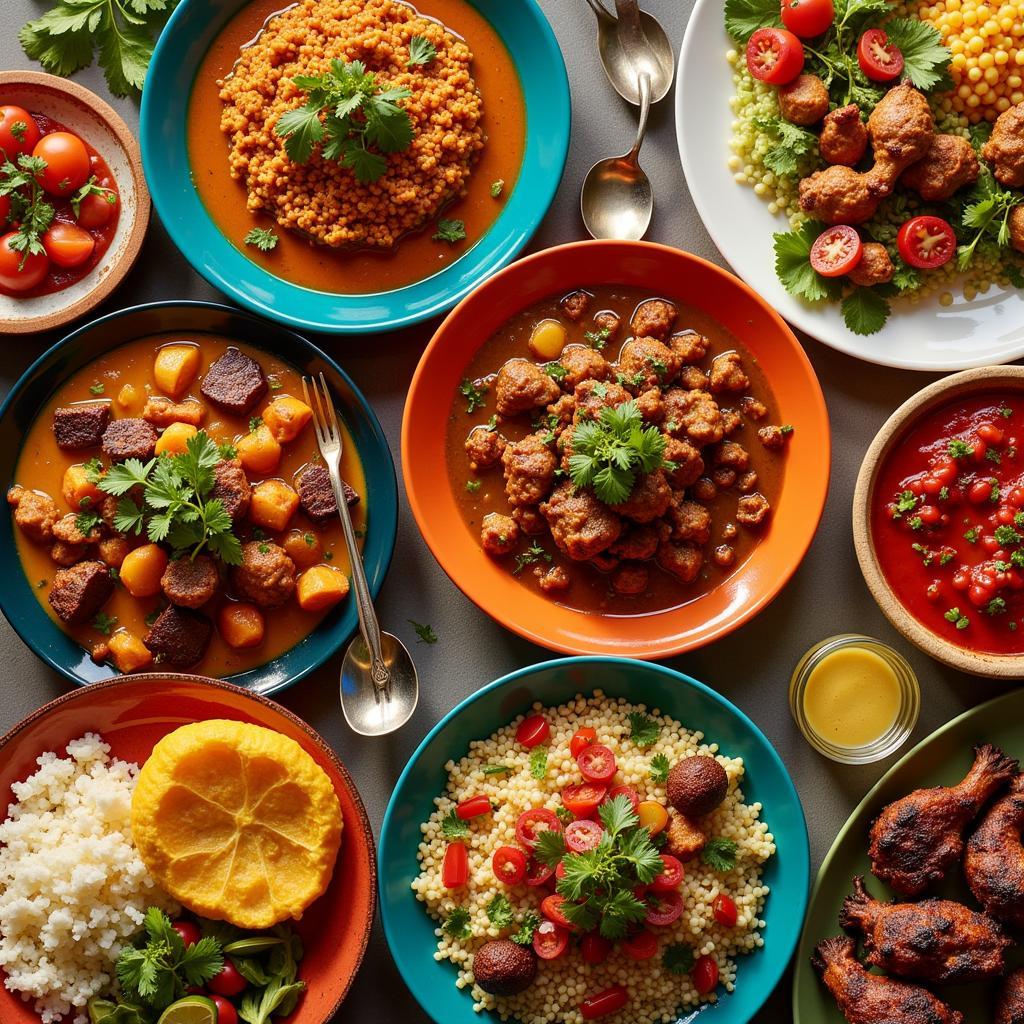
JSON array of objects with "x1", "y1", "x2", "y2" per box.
[
  {"x1": 378, "y1": 655, "x2": 811, "y2": 1024},
  {"x1": 0, "y1": 299, "x2": 398, "y2": 695},
  {"x1": 139, "y1": 0, "x2": 571, "y2": 335}
]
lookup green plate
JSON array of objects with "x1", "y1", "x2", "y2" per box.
[{"x1": 792, "y1": 689, "x2": 1024, "y2": 1021}]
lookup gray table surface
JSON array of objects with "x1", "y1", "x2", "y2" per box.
[{"x1": 0, "y1": 1, "x2": 1012, "y2": 1020}]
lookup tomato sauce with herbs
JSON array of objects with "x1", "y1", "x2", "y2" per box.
[{"x1": 873, "y1": 392, "x2": 1024, "y2": 654}]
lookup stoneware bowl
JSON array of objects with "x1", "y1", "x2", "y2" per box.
[
  {"x1": 853, "y1": 365, "x2": 1024, "y2": 678},
  {"x1": 0, "y1": 673, "x2": 376, "y2": 1024},
  {"x1": 0, "y1": 71, "x2": 149, "y2": 334}
]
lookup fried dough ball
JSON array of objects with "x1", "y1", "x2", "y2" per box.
[
  {"x1": 983, "y1": 102, "x2": 1024, "y2": 188},
  {"x1": 847, "y1": 242, "x2": 895, "y2": 286},
  {"x1": 778, "y1": 74, "x2": 830, "y2": 126},
  {"x1": 819, "y1": 104, "x2": 868, "y2": 166},
  {"x1": 901, "y1": 134, "x2": 979, "y2": 201}
]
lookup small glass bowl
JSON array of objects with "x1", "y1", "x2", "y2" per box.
[{"x1": 789, "y1": 634, "x2": 921, "y2": 765}]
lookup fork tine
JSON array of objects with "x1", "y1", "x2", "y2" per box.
[
  {"x1": 302, "y1": 377, "x2": 326, "y2": 449},
  {"x1": 319, "y1": 372, "x2": 341, "y2": 444}
]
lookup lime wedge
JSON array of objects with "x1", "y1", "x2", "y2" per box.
[{"x1": 156, "y1": 996, "x2": 217, "y2": 1024}]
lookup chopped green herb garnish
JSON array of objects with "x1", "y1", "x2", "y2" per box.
[
  {"x1": 663, "y1": 943, "x2": 696, "y2": 975},
  {"x1": 407, "y1": 35, "x2": 437, "y2": 67},
  {"x1": 627, "y1": 712, "x2": 660, "y2": 748},
  {"x1": 443, "y1": 907, "x2": 472, "y2": 940},
  {"x1": 489, "y1": 179, "x2": 504, "y2": 198},
  {"x1": 583, "y1": 327, "x2": 611, "y2": 350},
  {"x1": 986, "y1": 596, "x2": 1008, "y2": 615},
  {"x1": 244, "y1": 227, "x2": 279, "y2": 252},
  {"x1": 465, "y1": 479, "x2": 482, "y2": 493},
  {"x1": 938, "y1": 486, "x2": 950, "y2": 501},
  {"x1": 995, "y1": 525, "x2": 1022, "y2": 547},
  {"x1": 440, "y1": 809, "x2": 469, "y2": 840},
  {"x1": 908, "y1": 516, "x2": 924, "y2": 531},
  {"x1": 544, "y1": 363, "x2": 568, "y2": 381},
  {"x1": 511, "y1": 912, "x2": 540, "y2": 946},
  {"x1": 486, "y1": 893, "x2": 514, "y2": 929},
  {"x1": 432, "y1": 218, "x2": 466, "y2": 244},
  {"x1": 409, "y1": 620, "x2": 438, "y2": 645},
  {"x1": 512, "y1": 542, "x2": 552, "y2": 575},
  {"x1": 91, "y1": 612, "x2": 117, "y2": 636},
  {"x1": 949, "y1": 439, "x2": 973, "y2": 459},
  {"x1": 458, "y1": 378, "x2": 487, "y2": 414},
  {"x1": 529, "y1": 747, "x2": 548, "y2": 780},
  {"x1": 1001, "y1": 405, "x2": 1013, "y2": 418},
  {"x1": 89, "y1": 382, "x2": 105, "y2": 395},
  {"x1": 649, "y1": 753, "x2": 671, "y2": 783},
  {"x1": 964, "y1": 527, "x2": 981, "y2": 544},
  {"x1": 481, "y1": 764, "x2": 510, "y2": 777},
  {"x1": 701, "y1": 837, "x2": 739, "y2": 872},
  {"x1": 944, "y1": 606, "x2": 970, "y2": 630}
]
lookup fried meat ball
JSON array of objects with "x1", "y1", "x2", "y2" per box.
[
  {"x1": 778, "y1": 74, "x2": 830, "y2": 126},
  {"x1": 867, "y1": 83, "x2": 935, "y2": 169},
  {"x1": 799, "y1": 163, "x2": 895, "y2": 224},
  {"x1": 819, "y1": 104, "x2": 868, "y2": 166},
  {"x1": 901, "y1": 134, "x2": 979, "y2": 201},
  {"x1": 1010, "y1": 206, "x2": 1024, "y2": 254},
  {"x1": 847, "y1": 242, "x2": 895, "y2": 286},
  {"x1": 481, "y1": 513, "x2": 519, "y2": 556},
  {"x1": 983, "y1": 102, "x2": 1024, "y2": 188}
]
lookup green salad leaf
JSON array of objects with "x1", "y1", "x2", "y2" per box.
[
  {"x1": 841, "y1": 287, "x2": 891, "y2": 335},
  {"x1": 773, "y1": 223, "x2": 841, "y2": 305},
  {"x1": 883, "y1": 18, "x2": 953, "y2": 91},
  {"x1": 724, "y1": 0, "x2": 781, "y2": 42}
]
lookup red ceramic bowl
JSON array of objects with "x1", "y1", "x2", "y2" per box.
[
  {"x1": 0, "y1": 674, "x2": 374, "y2": 1024},
  {"x1": 402, "y1": 240, "x2": 831, "y2": 658}
]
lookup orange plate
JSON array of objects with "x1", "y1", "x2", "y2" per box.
[
  {"x1": 402, "y1": 240, "x2": 832, "y2": 659},
  {"x1": 0, "y1": 674, "x2": 375, "y2": 1024}
]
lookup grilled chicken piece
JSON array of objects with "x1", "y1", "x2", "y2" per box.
[
  {"x1": 869, "y1": 743, "x2": 1019, "y2": 897},
  {"x1": 812, "y1": 936, "x2": 964, "y2": 1024},
  {"x1": 839, "y1": 876, "x2": 1010, "y2": 983},
  {"x1": 997, "y1": 967, "x2": 1024, "y2": 1024},
  {"x1": 965, "y1": 774, "x2": 1024, "y2": 930}
]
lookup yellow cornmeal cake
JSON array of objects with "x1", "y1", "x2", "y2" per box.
[{"x1": 131, "y1": 719, "x2": 342, "y2": 929}]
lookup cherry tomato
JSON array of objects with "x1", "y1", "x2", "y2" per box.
[
  {"x1": 644, "y1": 890, "x2": 683, "y2": 927},
  {"x1": 650, "y1": 854, "x2": 684, "y2": 893},
  {"x1": 580, "y1": 932, "x2": 613, "y2": 965},
  {"x1": 978, "y1": 423, "x2": 1004, "y2": 445},
  {"x1": 0, "y1": 106, "x2": 40, "y2": 160},
  {"x1": 569, "y1": 726, "x2": 598, "y2": 758},
  {"x1": 0, "y1": 232, "x2": 49, "y2": 292},
  {"x1": 896, "y1": 216, "x2": 956, "y2": 270},
  {"x1": 604, "y1": 785, "x2": 640, "y2": 812},
  {"x1": 0, "y1": 195, "x2": 9, "y2": 228},
  {"x1": 492, "y1": 845, "x2": 527, "y2": 884},
  {"x1": 693, "y1": 955, "x2": 720, "y2": 995},
  {"x1": 564, "y1": 818, "x2": 603, "y2": 853},
  {"x1": 745, "y1": 28, "x2": 805, "y2": 85},
  {"x1": 209, "y1": 960, "x2": 247, "y2": 997},
  {"x1": 211, "y1": 996, "x2": 239, "y2": 1024},
  {"x1": 42, "y1": 222, "x2": 95, "y2": 269},
  {"x1": 532, "y1": 919, "x2": 569, "y2": 960},
  {"x1": 577, "y1": 744, "x2": 617, "y2": 783},
  {"x1": 525, "y1": 856, "x2": 555, "y2": 887},
  {"x1": 516, "y1": 714, "x2": 550, "y2": 748},
  {"x1": 809, "y1": 225, "x2": 863, "y2": 278},
  {"x1": 637, "y1": 800, "x2": 669, "y2": 836},
  {"x1": 541, "y1": 894, "x2": 577, "y2": 931},
  {"x1": 580, "y1": 985, "x2": 629, "y2": 1020},
  {"x1": 622, "y1": 929, "x2": 659, "y2": 961},
  {"x1": 171, "y1": 920, "x2": 202, "y2": 948},
  {"x1": 713, "y1": 893, "x2": 739, "y2": 927},
  {"x1": 456, "y1": 795, "x2": 492, "y2": 820},
  {"x1": 33, "y1": 131, "x2": 91, "y2": 198},
  {"x1": 515, "y1": 808, "x2": 562, "y2": 848},
  {"x1": 780, "y1": 0, "x2": 834, "y2": 37},
  {"x1": 555, "y1": 860, "x2": 567, "y2": 880},
  {"x1": 857, "y1": 28, "x2": 904, "y2": 81},
  {"x1": 562, "y1": 782, "x2": 608, "y2": 818},
  {"x1": 76, "y1": 185, "x2": 118, "y2": 229},
  {"x1": 970, "y1": 479, "x2": 994, "y2": 503},
  {"x1": 442, "y1": 841, "x2": 468, "y2": 888}
]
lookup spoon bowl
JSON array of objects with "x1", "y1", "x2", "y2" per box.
[
  {"x1": 586, "y1": 0, "x2": 675, "y2": 104},
  {"x1": 340, "y1": 632, "x2": 419, "y2": 736},
  {"x1": 581, "y1": 156, "x2": 653, "y2": 240}
]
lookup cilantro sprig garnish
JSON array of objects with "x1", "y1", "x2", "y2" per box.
[
  {"x1": 244, "y1": 227, "x2": 279, "y2": 252},
  {"x1": 486, "y1": 893, "x2": 515, "y2": 929},
  {"x1": 439, "y1": 809, "x2": 470, "y2": 840},
  {"x1": 0, "y1": 154, "x2": 55, "y2": 268},
  {"x1": 443, "y1": 907, "x2": 472, "y2": 940},
  {"x1": 701, "y1": 836, "x2": 739, "y2": 872},
  {"x1": 510, "y1": 911, "x2": 540, "y2": 945},
  {"x1": 650, "y1": 753, "x2": 671, "y2": 783},
  {"x1": 957, "y1": 164, "x2": 1024, "y2": 272},
  {"x1": 628, "y1": 712, "x2": 660, "y2": 748},
  {"x1": 407, "y1": 35, "x2": 437, "y2": 68}
]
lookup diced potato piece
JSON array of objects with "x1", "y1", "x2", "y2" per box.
[
  {"x1": 296, "y1": 564, "x2": 350, "y2": 611},
  {"x1": 62, "y1": 463, "x2": 104, "y2": 509},
  {"x1": 528, "y1": 319, "x2": 568, "y2": 360},
  {"x1": 154, "y1": 344, "x2": 201, "y2": 399},
  {"x1": 262, "y1": 396, "x2": 313, "y2": 443},
  {"x1": 236, "y1": 424, "x2": 282, "y2": 475},
  {"x1": 281, "y1": 528, "x2": 322, "y2": 568},
  {"x1": 117, "y1": 383, "x2": 144, "y2": 414},
  {"x1": 155, "y1": 422, "x2": 198, "y2": 456},
  {"x1": 108, "y1": 630, "x2": 153, "y2": 673},
  {"x1": 248, "y1": 479, "x2": 299, "y2": 532},
  {"x1": 119, "y1": 544, "x2": 168, "y2": 598},
  {"x1": 217, "y1": 602, "x2": 265, "y2": 649}
]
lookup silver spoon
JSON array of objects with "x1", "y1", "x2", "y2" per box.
[
  {"x1": 584, "y1": 0, "x2": 675, "y2": 105},
  {"x1": 303, "y1": 374, "x2": 418, "y2": 736},
  {"x1": 581, "y1": 70, "x2": 653, "y2": 240}
]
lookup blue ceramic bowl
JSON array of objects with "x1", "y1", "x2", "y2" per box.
[
  {"x1": 379, "y1": 657, "x2": 810, "y2": 1024},
  {"x1": 139, "y1": 0, "x2": 570, "y2": 335},
  {"x1": 0, "y1": 301, "x2": 397, "y2": 694}
]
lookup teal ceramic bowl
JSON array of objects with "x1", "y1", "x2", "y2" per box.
[
  {"x1": 379, "y1": 657, "x2": 810, "y2": 1024},
  {"x1": 0, "y1": 301, "x2": 397, "y2": 694},
  {"x1": 139, "y1": 0, "x2": 570, "y2": 335}
]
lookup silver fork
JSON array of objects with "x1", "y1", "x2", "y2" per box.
[{"x1": 303, "y1": 373, "x2": 418, "y2": 735}]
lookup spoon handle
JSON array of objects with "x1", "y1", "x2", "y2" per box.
[
  {"x1": 613, "y1": 0, "x2": 647, "y2": 60},
  {"x1": 584, "y1": 0, "x2": 614, "y2": 22},
  {"x1": 628, "y1": 70, "x2": 652, "y2": 162}
]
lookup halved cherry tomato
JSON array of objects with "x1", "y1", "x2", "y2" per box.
[
  {"x1": 580, "y1": 984, "x2": 629, "y2": 1020},
  {"x1": 578, "y1": 744, "x2": 617, "y2": 783},
  {"x1": 442, "y1": 841, "x2": 468, "y2": 888},
  {"x1": 525, "y1": 856, "x2": 555, "y2": 887},
  {"x1": 896, "y1": 216, "x2": 956, "y2": 270},
  {"x1": 0, "y1": 106, "x2": 40, "y2": 160},
  {"x1": 208, "y1": 959, "x2": 247, "y2": 997},
  {"x1": 622, "y1": 929, "x2": 659, "y2": 961},
  {"x1": 780, "y1": 0, "x2": 834, "y2": 38},
  {"x1": 516, "y1": 808, "x2": 562, "y2": 848},
  {"x1": 32, "y1": 132, "x2": 90, "y2": 198},
  {"x1": 0, "y1": 233, "x2": 49, "y2": 292},
  {"x1": 693, "y1": 955, "x2": 720, "y2": 995},
  {"x1": 570, "y1": 726, "x2": 598, "y2": 758},
  {"x1": 637, "y1": 800, "x2": 669, "y2": 835},
  {"x1": 713, "y1": 893, "x2": 739, "y2": 927},
  {"x1": 210, "y1": 996, "x2": 238, "y2": 1024},
  {"x1": 171, "y1": 920, "x2": 201, "y2": 948},
  {"x1": 809, "y1": 225, "x2": 863, "y2": 278},
  {"x1": 857, "y1": 29, "x2": 904, "y2": 81},
  {"x1": 532, "y1": 919, "x2": 569, "y2": 959},
  {"x1": 516, "y1": 714, "x2": 550, "y2": 748},
  {"x1": 562, "y1": 782, "x2": 608, "y2": 818},
  {"x1": 650, "y1": 854, "x2": 684, "y2": 892},
  {"x1": 492, "y1": 845, "x2": 527, "y2": 884},
  {"x1": 745, "y1": 28, "x2": 805, "y2": 85},
  {"x1": 604, "y1": 785, "x2": 640, "y2": 812},
  {"x1": 580, "y1": 932, "x2": 613, "y2": 965},
  {"x1": 42, "y1": 222, "x2": 95, "y2": 269},
  {"x1": 76, "y1": 183, "x2": 118, "y2": 229},
  {"x1": 644, "y1": 890, "x2": 683, "y2": 927},
  {"x1": 456, "y1": 795, "x2": 492, "y2": 820},
  {"x1": 541, "y1": 894, "x2": 577, "y2": 931},
  {"x1": 564, "y1": 818, "x2": 603, "y2": 853}
]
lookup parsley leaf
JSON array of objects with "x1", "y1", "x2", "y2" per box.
[
  {"x1": 884, "y1": 18, "x2": 952, "y2": 91},
  {"x1": 407, "y1": 35, "x2": 437, "y2": 67},
  {"x1": 511, "y1": 912, "x2": 540, "y2": 945},
  {"x1": 490, "y1": 179, "x2": 505, "y2": 198},
  {"x1": 627, "y1": 711, "x2": 660, "y2": 748},
  {"x1": 650, "y1": 753, "x2": 671, "y2": 783},
  {"x1": 663, "y1": 942, "x2": 696, "y2": 975},
  {"x1": 244, "y1": 227, "x2": 279, "y2": 252},
  {"x1": 432, "y1": 218, "x2": 466, "y2": 243},
  {"x1": 724, "y1": 0, "x2": 782, "y2": 42},
  {"x1": 529, "y1": 747, "x2": 548, "y2": 780},
  {"x1": 443, "y1": 907, "x2": 472, "y2": 940},
  {"x1": 92, "y1": 611, "x2": 117, "y2": 636},
  {"x1": 408, "y1": 619, "x2": 438, "y2": 644},
  {"x1": 702, "y1": 836, "x2": 739, "y2": 872},
  {"x1": 439, "y1": 809, "x2": 470, "y2": 840},
  {"x1": 486, "y1": 894, "x2": 514, "y2": 929},
  {"x1": 752, "y1": 116, "x2": 818, "y2": 178},
  {"x1": 841, "y1": 287, "x2": 890, "y2": 336},
  {"x1": 773, "y1": 223, "x2": 842, "y2": 304},
  {"x1": 534, "y1": 828, "x2": 567, "y2": 867},
  {"x1": 458, "y1": 378, "x2": 487, "y2": 414}
]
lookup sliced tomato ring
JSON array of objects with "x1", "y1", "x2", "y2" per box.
[
  {"x1": 579, "y1": 932, "x2": 613, "y2": 965},
  {"x1": 622, "y1": 929, "x2": 659, "y2": 961},
  {"x1": 644, "y1": 890, "x2": 683, "y2": 927},
  {"x1": 562, "y1": 782, "x2": 608, "y2": 818},
  {"x1": 569, "y1": 726, "x2": 598, "y2": 758},
  {"x1": 745, "y1": 27, "x2": 805, "y2": 85},
  {"x1": 649, "y1": 854, "x2": 684, "y2": 892},
  {"x1": 604, "y1": 784, "x2": 640, "y2": 812},
  {"x1": 516, "y1": 714, "x2": 550, "y2": 749},
  {"x1": 515, "y1": 808, "x2": 562, "y2": 848},
  {"x1": 564, "y1": 818, "x2": 604, "y2": 853},
  {"x1": 442, "y1": 841, "x2": 468, "y2": 888},
  {"x1": 532, "y1": 919, "x2": 569, "y2": 959},
  {"x1": 492, "y1": 845, "x2": 527, "y2": 885},
  {"x1": 525, "y1": 856, "x2": 555, "y2": 887},
  {"x1": 580, "y1": 984, "x2": 629, "y2": 1020},
  {"x1": 456, "y1": 795, "x2": 492, "y2": 820},
  {"x1": 541, "y1": 894, "x2": 577, "y2": 931},
  {"x1": 857, "y1": 28, "x2": 904, "y2": 81},
  {"x1": 577, "y1": 744, "x2": 617, "y2": 783},
  {"x1": 896, "y1": 215, "x2": 956, "y2": 270},
  {"x1": 809, "y1": 225, "x2": 863, "y2": 278}
]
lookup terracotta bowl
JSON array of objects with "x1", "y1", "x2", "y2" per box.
[
  {"x1": 853, "y1": 365, "x2": 1024, "y2": 679},
  {"x1": 0, "y1": 673, "x2": 375, "y2": 1024},
  {"x1": 0, "y1": 71, "x2": 149, "y2": 334}
]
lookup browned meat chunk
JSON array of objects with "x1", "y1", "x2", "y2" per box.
[
  {"x1": 612, "y1": 563, "x2": 648, "y2": 595},
  {"x1": 741, "y1": 397, "x2": 768, "y2": 421},
  {"x1": 142, "y1": 398, "x2": 205, "y2": 427},
  {"x1": 656, "y1": 540, "x2": 703, "y2": 583},
  {"x1": 98, "y1": 536, "x2": 130, "y2": 569},
  {"x1": 102, "y1": 419, "x2": 158, "y2": 462},
  {"x1": 848, "y1": 242, "x2": 895, "y2": 287},
  {"x1": 677, "y1": 366, "x2": 708, "y2": 391},
  {"x1": 513, "y1": 506, "x2": 545, "y2": 535},
  {"x1": 617, "y1": 337, "x2": 680, "y2": 391},
  {"x1": 721, "y1": 409, "x2": 742, "y2": 435},
  {"x1": 161, "y1": 554, "x2": 219, "y2": 608},
  {"x1": 494, "y1": 359, "x2": 562, "y2": 416},
  {"x1": 48, "y1": 560, "x2": 114, "y2": 624},
  {"x1": 145, "y1": 605, "x2": 213, "y2": 667},
  {"x1": 997, "y1": 968, "x2": 1024, "y2": 1024},
  {"x1": 8, "y1": 486, "x2": 59, "y2": 543},
  {"x1": 692, "y1": 478, "x2": 717, "y2": 503},
  {"x1": 593, "y1": 310, "x2": 621, "y2": 338},
  {"x1": 664, "y1": 811, "x2": 706, "y2": 861},
  {"x1": 481, "y1": 513, "x2": 519, "y2": 556},
  {"x1": 778, "y1": 73, "x2": 829, "y2": 126},
  {"x1": 610, "y1": 470, "x2": 672, "y2": 524},
  {"x1": 211, "y1": 459, "x2": 252, "y2": 522},
  {"x1": 573, "y1": 379, "x2": 631, "y2": 422},
  {"x1": 667, "y1": 330, "x2": 708, "y2": 364},
  {"x1": 465, "y1": 427, "x2": 506, "y2": 470},
  {"x1": 737, "y1": 470, "x2": 759, "y2": 493},
  {"x1": 983, "y1": 101, "x2": 1024, "y2": 187},
  {"x1": 53, "y1": 513, "x2": 99, "y2": 546},
  {"x1": 709, "y1": 352, "x2": 749, "y2": 394},
  {"x1": 1011, "y1": 206, "x2": 1024, "y2": 254},
  {"x1": 758, "y1": 425, "x2": 789, "y2": 450},
  {"x1": 635, "y1": 388, "x2": 665, "y2": 423},
  {"x1": 713, "y1": 440, "x2": 750, "y2": 471},
  {"x1": 502, "y1": 434, "x2": 556, "y2": 507},
  {"x1": 799, "y1": 163, "x2": 895, "y2": 224},
  {"x1": 295, "y1": 464, "x2": 358, "y2": 524},
  {"x1": 713, "y1": 467, "x2": 737, "y2": 489},
  {"x1": 558, "y1": 345, "x2": 611, "y2": 389},
  {"x1": 868, "y1": 82, "x2": 935, "y2": 169},
  {"x1": 666, "y1": 495, "x2": 712, "y2": 544},
  {"x1": 53, "y1": 404, "x2": 110, "y2": 450},
  {"x1": 538, "y1": 565, "x2": 571, "y2": 592},
  {"x1": 820, "y1": 104, "x2": 868, "y2": 166},
  {"x1": 664, "y1": 437, "x2": 705, "y2": 488},
  {"x1": 541, "y1": 481, "x2": 621, "y2": 561},
  {"x1": 663, "y1": 389, "x2": 724, "y2": 446},
  {"x1": 630, "y1": 298, "x2": 677, "y2": 340},
  {"x1": 737, "y1": 493, "x2": 771, "y2": 526},
  {"x1": 560, "y1": 289, "x2": 591, "y2": 321},
  {"x1": 610, "y1": 524, "x2": 662, "y2": 561},
  {"x1": 231, "y1": 541, "x2": 297, "y2": 608},
  {"x1": 901, "y1": 134, "x2": 979, "y2": 201},
  {"x1": 50, "y1": 541, "x2": 86, "y2": 566},
  {"x1": 200, "y1": 347, "x2": 267, "y2": 415}
]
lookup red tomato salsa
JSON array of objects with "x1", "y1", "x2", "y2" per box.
[{"x1": 872, "y1": 392, "x2": 1024, "y2": 654}]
